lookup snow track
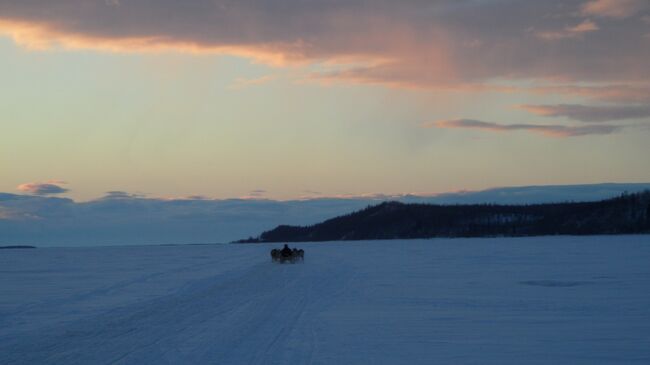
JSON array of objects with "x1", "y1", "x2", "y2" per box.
[
  {"x1": 1, "y1": 236, "x2": 650, "y2": 364},
  {"x1": 0, "y1": 245, "x2": 351, "y2": 364}
]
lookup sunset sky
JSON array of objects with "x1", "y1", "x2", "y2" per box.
[{"x1": 1, "y1": 0, "x2": 649, "y2": 201}]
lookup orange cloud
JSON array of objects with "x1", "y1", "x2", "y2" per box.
[{"x1": 0, "y1": 19, "x2": 307, "y2": 66}]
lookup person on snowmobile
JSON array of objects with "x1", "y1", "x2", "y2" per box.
[{"x1": 281, "y1": 244, "x2": 292, "y2": 258}]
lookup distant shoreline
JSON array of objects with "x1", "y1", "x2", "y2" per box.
[
  {"x1": 0, "y1": 245, "x2": 36, "y2": 249},
  {"x1": 239, "y1": 191, "x2": 650, "y2": 243}
]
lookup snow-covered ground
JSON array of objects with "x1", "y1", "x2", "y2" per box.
[{"x1": 1, "y1": 236, "x2": 649, "y2": 364}]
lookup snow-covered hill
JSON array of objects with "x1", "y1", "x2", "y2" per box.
[{"x1": 1, "y1": 236, "x2": 649, "y2": 364}]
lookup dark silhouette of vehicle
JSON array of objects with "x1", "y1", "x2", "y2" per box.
[{"x1": 270, "y1": 244, "x2": 304, "y2": 264}]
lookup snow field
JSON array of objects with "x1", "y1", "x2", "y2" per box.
[{"x1": 1, "y1": 236, "x2": 649, "y2": 364}]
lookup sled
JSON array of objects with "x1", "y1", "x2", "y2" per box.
[{"x1": 270, "y1": 248, "x2": 304, "y2": 264}]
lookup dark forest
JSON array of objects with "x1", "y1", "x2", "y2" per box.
[{"x1": 239, "y1": 191, "x2": 650, "y2": 243}]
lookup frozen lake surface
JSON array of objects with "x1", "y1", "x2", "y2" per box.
[{"x1": 1, "y1": 236, "x2": 649, "y2": 364}]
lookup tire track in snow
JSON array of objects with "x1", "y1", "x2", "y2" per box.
[
  {"x1": 0, "y1": 247, "x2": 357, "y2": 365},
  {"x1": 1, "y1": 259, "x2": 271, "y2": 364}
]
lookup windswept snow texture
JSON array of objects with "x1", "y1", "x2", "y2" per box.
[{"x1": 1, "y1": 236, "x2": 650, "y2": 364}]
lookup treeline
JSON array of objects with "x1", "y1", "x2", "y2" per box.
[{"x1": 237, "y1": 190, "x2": 650, "y2": 242}]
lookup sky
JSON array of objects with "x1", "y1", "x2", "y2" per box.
[{"x1": 1, "y1": 0, "x2": 650, "y2": 203}]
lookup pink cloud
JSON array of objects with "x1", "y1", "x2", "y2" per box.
[
  {"x1": 0, "y1": 1, "x2": 647, "y2": 90},
  {"x1": 17, "y1": 181, "x2": 69, "y2": 195},
  {"x1": 428, "y1": 119, "x2": 621, "y2": 138},
  {"x1": 582, "y1": 0, "x2": 649, "y2": 19}
]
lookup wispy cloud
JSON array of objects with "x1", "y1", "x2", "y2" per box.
[
  {"x1": 581, "y1": 0, "x2": 649, "y2": 19},
  {"x1": 520, "y1": 104, "x2": 650, "y2": 122},
  {"x1": 535, "y1": 20, "x2": 599, "y2": 40},
  {"x1": 427, "y1": 119, "x2": 621, "y2": 138},
  {"x1": 529, "y1": 84, "x2": 650, "y2": 103},
  {"x1": 230, "y1": 75, "x2": 277, "y2": 90},
  {"x1": 17, "y1": 181, "x2": 69, "y2": 195}
]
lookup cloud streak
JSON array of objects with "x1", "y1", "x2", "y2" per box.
[
  {"x1": 230, "y1": 75, "x2": 277, "y2": 90},
  {"x1": 102, "y1": 191, "x2": 146, "y2": 200},
  {"x1": 535, "y1": 20, "x2": 599, "y2": 41},
  {"x1": 429, "y1": 119, "x2": 621, "y2": 137},
  {"x1": 530, "y1": 84, "x2": 650, "y2": 104},
  {"x1": 521, "y1": 104, "x2": 650, "y2": 122}
]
